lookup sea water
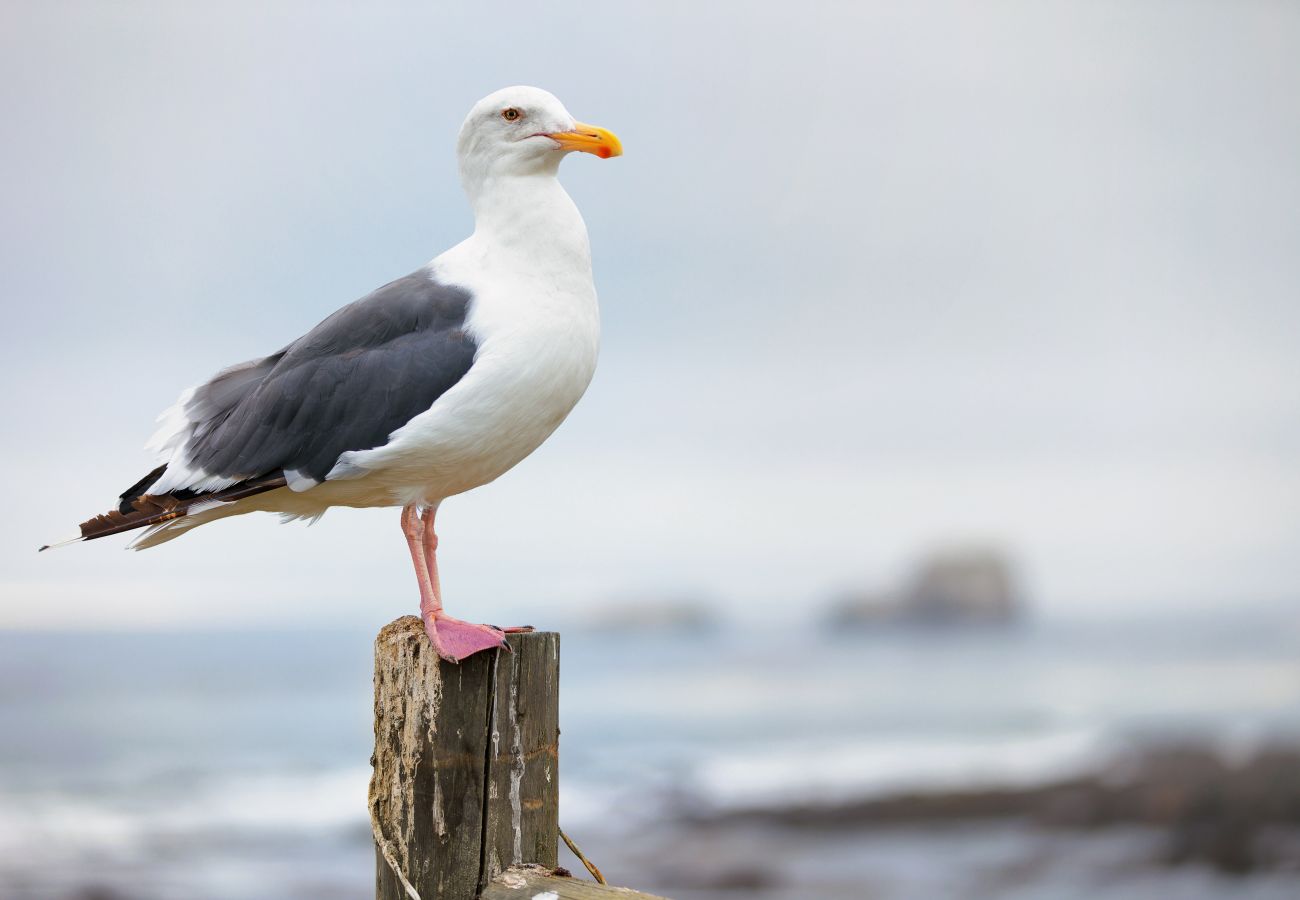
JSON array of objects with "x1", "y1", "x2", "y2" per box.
[{"x1": 0, "y1": 611, "x2": 1297, "y2": 899}]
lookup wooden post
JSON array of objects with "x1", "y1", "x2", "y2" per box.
[{"x1": 371, "y1": 616, "x2": 560, "y2": 900}]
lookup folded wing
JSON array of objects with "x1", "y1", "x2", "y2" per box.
[{"x1": 62, "y1": 270, "x2": 478, "y2": 546}]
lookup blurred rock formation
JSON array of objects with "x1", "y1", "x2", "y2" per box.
[{"x1": 828, "y1": 545, "x2": 1023, "y2": 628}]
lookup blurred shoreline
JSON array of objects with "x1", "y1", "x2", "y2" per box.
[
  {"x1": 1, "y1": 610, "x2": 1297, "y2": 899},
  {"x1": 579, "y1": 739, "x2": 1300, "y2": 900},
  {"x1": 687, "y1": 741, "x2": 1300, "y2": 867}
]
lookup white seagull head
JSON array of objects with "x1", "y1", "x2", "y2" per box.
[{"x1": 456, "y1": 86, "x2": 621, "y2": 190}]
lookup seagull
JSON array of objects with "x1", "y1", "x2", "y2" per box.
[{"x1": 44, "y1": 86, "x2": 622, "y2": 662}]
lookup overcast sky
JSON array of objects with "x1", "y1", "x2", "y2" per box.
[{"x1": 2, "y1": 1, "x2": 1298, "y2": 629}]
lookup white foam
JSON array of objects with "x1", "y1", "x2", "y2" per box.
[
  {"x1": 0, "y1": 767, "x2": 371, "y2": 868},
  {"x1": 689, "y1": 727, "x2": 1113, "y2": 810}
]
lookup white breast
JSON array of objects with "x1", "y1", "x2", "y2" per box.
[{"x1": 327, "y1": 178, "x2": 601, "y2": 507}]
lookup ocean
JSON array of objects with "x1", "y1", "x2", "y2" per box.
[{"x1": 1, "y1": 610, "x2": 1297, "y2": 899}]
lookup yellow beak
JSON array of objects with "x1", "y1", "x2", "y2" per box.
[{"x1": 545, "y1": 121, "x2": 623, "y2": 159}]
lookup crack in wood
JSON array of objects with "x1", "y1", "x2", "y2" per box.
[{"x1": 475, "y1": 646, "x2": 503, "y2": 896}]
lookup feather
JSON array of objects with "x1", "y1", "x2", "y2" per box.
[{"x1": 66, "y1": 469, "x2": 288, "y2": 546}]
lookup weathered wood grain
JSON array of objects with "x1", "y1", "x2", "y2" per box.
[
  {"x1": 482, "y1": 628, "x2": 560, "y2": 880},
  {"x1": 371, "y1": 616, "x2": 560, "y2": 900},
  {"x1": 480, "y1": 866, "x2": 671, "y2": 900}
]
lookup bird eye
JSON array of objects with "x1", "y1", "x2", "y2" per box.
[{"x1": 501, "y1": 108, "x2": 522, "y2": 122}]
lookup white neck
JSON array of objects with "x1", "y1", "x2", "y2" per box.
[{"x1": 463, "y1": 171, "x2": 592, "y2": 277}]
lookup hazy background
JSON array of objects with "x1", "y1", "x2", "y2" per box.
[
  {"x1": 2, "y1": 2, "x2": 1299, "y2": 899},
  {"x1": 3, "y1": 0, "x2": 1298, "y2": 629}
]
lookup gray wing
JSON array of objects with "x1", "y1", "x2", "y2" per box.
[{"x1": 164, "y1": 269, "x2": 477, "y2": 488}]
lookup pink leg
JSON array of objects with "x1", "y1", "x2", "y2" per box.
[
  {"x1": 419, "y1": 505, "x2": 442, "y2": 618},
  {"x1": 400, "y1": 504, "x2": 436, "y2": 616},
  {"x1": 403, "y1": 504, "x2": 507, "y2": 663}
]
